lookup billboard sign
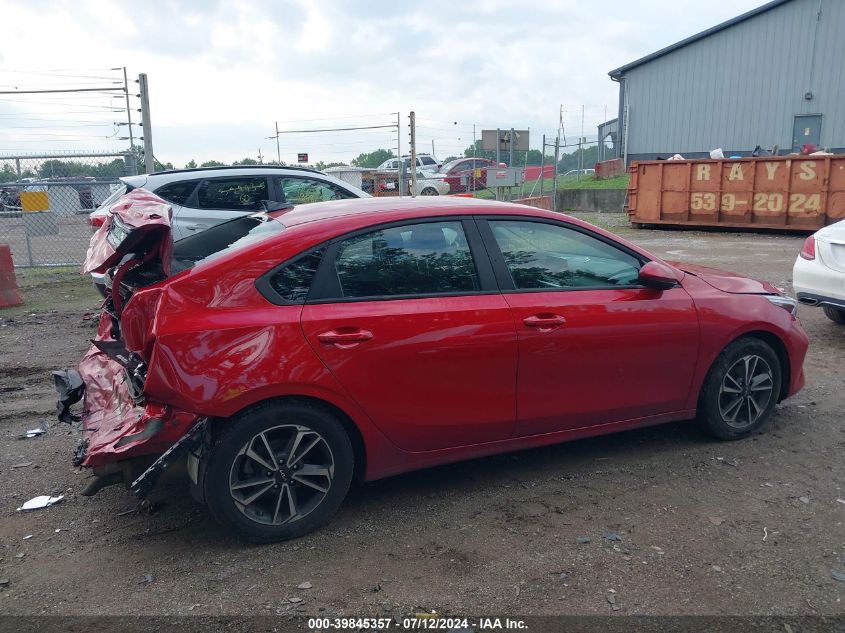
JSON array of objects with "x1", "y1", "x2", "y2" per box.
[{"x1": 481, "y1": 129, "x2": 529, "y2": 152}]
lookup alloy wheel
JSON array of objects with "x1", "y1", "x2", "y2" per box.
[
  {"x1": 229, "y1": 424, "x2": 334, "y2": 526},
  {"x1": 718, "y1": 354, "x2": 774, "y2": 429}
]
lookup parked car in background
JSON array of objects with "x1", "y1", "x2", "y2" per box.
[
  {"x1": 86, "y1": 166, "x2": 369, "y2": 295},
  {"x1": 88, "y1": 166, "x2": 368, "y2": 240},
  {"x1": 434, "y1": 158, "x2": 497, "y2": 193},
  {"x1": 375, "y1": 172, "x2": 450, "y2": 196},
  {"x1": 376, "y1": 154, "x2": 442, "y2": 173},
  {"x1": 793, "y1": 219, "x2": 845, "y2": 323},
  {"x1": 58, "y1": 193, "x2": 807, "y2": 541},
  {"x1": 0, "y1": 185, "x2": 21, "y2": 217},
  {"x1": 563, "y1": 169, "x2": 595, "y2": 177}
]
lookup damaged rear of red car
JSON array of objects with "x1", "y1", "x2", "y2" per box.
[
  {"x1": 55, "y1": 190, "x2": 290, "y2": 496},
  {"x1": 53, "y1": 191, "x2": 192, "y2": 492}
]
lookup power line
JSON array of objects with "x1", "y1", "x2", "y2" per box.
[
  {"x1": 271, "y1": 123, "x2": 396, "y2": 135},
  {"x1": 0, "y1": 86, "x2": 124, "y2": 95},
  {"x1": 273, "y1": 113, "x2": 396, "y2": 125},
  {"x1": 0, "y1": 99, "x2": 124, "y2": 110}
]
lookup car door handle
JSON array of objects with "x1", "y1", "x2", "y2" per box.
[
  {"x1": 523, "y1": 314, "x2": 566, "y2": 330},
  {"x1": 185, "y1": 223, "x2": 209, "y2": 231},
  {"x1": 317, "y1": 328, "x2": 374, "y2": 348}
]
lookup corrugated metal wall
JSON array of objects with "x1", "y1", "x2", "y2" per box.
[{"x1": 619, "y1": 0, "x2": 845, "y2": 160}]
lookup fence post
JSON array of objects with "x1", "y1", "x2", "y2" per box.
[
  {"x1": 553, "y1": 136, "x2": 560, "y2": 214},
  {"x1": 539, "y1": 134, "x2": 545, "y2": 201}
]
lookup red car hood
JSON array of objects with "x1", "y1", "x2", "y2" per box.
[
  {"x1": 82, "y1": 188, "x2": 173, "y2": 275},
  {"x1": 668, "y1": 261, "x2": 779, "y2": 295}
]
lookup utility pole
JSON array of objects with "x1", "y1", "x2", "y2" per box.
[
  {"x1": 275, "y1": 122, "x2": 281, "y2": 164},
  {"x1": 409, "y1": 111, "x2": 417, "y2": 197},
  {"x1": 495, "y1": 128, "x2": 501, "y2": 201},
  {"x1": 122, "y1": 67, "x2": 136, "y2": 174},
  {"x1": 579, "y1": 104, "x2": 585, "y2": 180},
  {"x1": 508, "y1": 128, "x2": 515, "y2": 201},
  {"x1": 122, "y1": 68, "x2": 135, "y2": 153},
  {"x1": 472, "y1": 124, "x2": 477, "y2": 194},
  {"x1": 396, "y1": 112, "x2": 402, "y2": 199},
  {"x1": 553, "y1": 136, "x2": 560, "y2": 214},
  {"x1": 138, "y1": 73, "x2": 154, "y2": 174},
  {"x1": 540, "y1": 134, "x2": 546, "y2": 198}
]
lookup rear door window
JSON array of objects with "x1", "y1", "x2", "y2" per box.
[
  {"x1": 196, "y1": 177, "x2": 268, "y2": 211},
  {"x1": 154, "y1": 180, "x2": 197, "y2": 206},
  {"x1": 328, "y1": 221, "x2": 479, "y2": 299},
  {"x1": 275, "y1": 177, "x2": 355, "y2": 205}
]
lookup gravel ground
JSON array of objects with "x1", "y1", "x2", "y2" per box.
[{"x1": 0, "y1": 217, "x2": 843, "y2": 617}]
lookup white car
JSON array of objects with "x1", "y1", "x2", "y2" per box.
[
  {"x1": 410, "y1": 172, "x2": 450, "y2": 196},
  {"x1": 88, "y1": 165, "x2": 369, "y2": 295},
  {"x1": 377, "y1": 154, "x2": 442, "y2": 173},
  {"x1": 793, "y1": 219, "x2": 845, "y2": 324}
]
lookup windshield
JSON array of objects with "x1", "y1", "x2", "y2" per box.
[{"x1": 171, "y1": 212, "x2": 285, "y2": 272}]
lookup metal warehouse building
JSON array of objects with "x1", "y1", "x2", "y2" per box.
[{"x1": 609, "y1": 0, "x2": 845, "y2": 163}]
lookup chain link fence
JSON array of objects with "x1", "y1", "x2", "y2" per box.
[{"x1": 0, "y1": 152, "x2": 137, "y2": 267}]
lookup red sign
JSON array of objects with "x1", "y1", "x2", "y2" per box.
[{"x1": 297, "y1": 153, "x2": 308, "y2": 163}]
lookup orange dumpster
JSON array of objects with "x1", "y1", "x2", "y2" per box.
[{"x1": 626, "y1": 155, "x2": 845, "y2": 231}]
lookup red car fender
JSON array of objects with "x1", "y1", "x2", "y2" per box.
[{"x1": 680, "y1": 275, "x2": 808, "y2": 411}]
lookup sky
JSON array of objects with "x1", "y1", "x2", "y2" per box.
[{"x1": 0, "y1": 0, "x2": 768, "y2": 167}]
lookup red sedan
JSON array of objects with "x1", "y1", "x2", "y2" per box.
[
  {"x1": 438, "y1": 157, "x2": 497, "y2": 192},
  {"x1": 56, "y1": 191, "x2": 808, "y2": 541}
]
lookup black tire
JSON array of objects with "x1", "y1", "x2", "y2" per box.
[
  {"x1": 203, "y1": 401, "x2": 353, "y2": 543},
  {"x1": 823, "y1": 306, "x2": 845, "y2": 324},
  {"x1": 697, "y1": 338, "x2": 782, "y2": 440},
  {"x1": 420, "y1": 187, "x2": 438, "y2": 196}
]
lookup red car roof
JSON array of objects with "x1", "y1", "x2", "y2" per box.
[
  {"x1": 271, "y1": 196, "x2": 657, "y2": 263},
  {"x1": 279, "y1": 196, "x2": 557, "y2": 228}
]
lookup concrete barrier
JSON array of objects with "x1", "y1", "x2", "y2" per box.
[
  {"x1": 0, "y1": 244, "x2": 23, "y2": 308},
  {"x1": 513, "y1": 195, "x2": 552, "y2": 210},
  {"x1": 556, "y1": 189, "x2": 627, "y2": 213}
]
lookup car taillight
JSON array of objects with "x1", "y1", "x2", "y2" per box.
[
  {"x1": 799, "y1": 235, "x2": 815, "y2": 260},
  {"x1": 89, "y1": 215, "x2": 106, "y2": 228}
]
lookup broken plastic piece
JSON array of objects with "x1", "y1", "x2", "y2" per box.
[
  {"x1": 16, "y1": 495, "x2": 64, "y2": 512},
  {"x1": 20, "y1": 421, "x2": 49, "y2": 439}
]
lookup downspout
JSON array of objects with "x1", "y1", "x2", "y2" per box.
[{"x1": 805, "y1": 0, "x2": 822, "y2": 112}]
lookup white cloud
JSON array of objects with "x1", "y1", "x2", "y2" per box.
[{"x1": 0, "y1": 0, "x2": 767, "y2": 166}]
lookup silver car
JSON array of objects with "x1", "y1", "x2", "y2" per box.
[
  {"x1": 89, "y1": 166, "x2": 369, "y2": 294},
  {"x1": 90, "y1": 165, "x2": 369, "y2": 241}
]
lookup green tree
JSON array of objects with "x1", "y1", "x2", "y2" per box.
[
  {"x1": 0, "y1": 164, "x2": 17, "y2": 183},
  {"x1": 351, "y1": 149, "x2": 394, "y2": 168},
  {"x1": 233, "y1": 158, "x2": 260, "y2": 166},
  {"x1": 129, "y1": 145, "x2": 173, "y2": 173},
  {"x1": 185, "y1": 159, "x2": 197, "y2": 169},
  {"x1": 200, "y1": 160, "x2": 226, "y2": 168},
  {"x1": 557, "y1": 144, "x2": 601, "y2": 174},
  {"x1": 313, "y1": 161, "x2": 348, "y2": 171}
]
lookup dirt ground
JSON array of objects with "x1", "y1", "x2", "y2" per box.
[{"x1": 0, "y1": 215, "x2": 843, "y2": 617}]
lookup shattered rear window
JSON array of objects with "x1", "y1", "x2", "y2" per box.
[{"x1": 171, "y1": 213, "x2": 285, "y2": 271}]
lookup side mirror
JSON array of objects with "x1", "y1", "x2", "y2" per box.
[{"x1": 638, "y1": 261, "x2": 680, "y2": 290}]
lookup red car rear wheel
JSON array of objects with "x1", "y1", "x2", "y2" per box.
[{"x1": 203, "y1": 400, "x2": 354, "y2": 542}]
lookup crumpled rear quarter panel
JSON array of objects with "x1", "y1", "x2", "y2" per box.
[{"x1": 78, "y1": 312, "x2": 198, "y2": 468}]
